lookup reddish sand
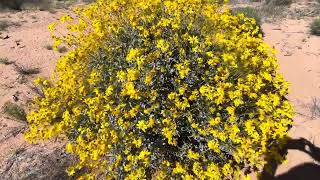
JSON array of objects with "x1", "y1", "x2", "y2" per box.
[
  {"x1": 0, "y1": 1, "x2": 320, "y2": 178},
  {"x1": 0, "y1": 10, "x2": 65, "y2": 161},
  {"x1": 263, "y1": 18, "x2": 320, "y2": 176}
]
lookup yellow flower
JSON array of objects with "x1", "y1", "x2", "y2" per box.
[
  {"x1": 187, "y1": 150, "x2": 200, "y2": 160},
  {"x1": 60, "y1": 15, "x2": 73, "y2": 24},
  {"x1": 173, "y1": 162, "x2": 186, "y2": 174},
  {"x1": 175, "y1": 62, "x2": 190, "y2": 79},
  {"x1": 66, "y1": 143, "x2": 74, "y2": 153},
  {"x1": 48, "y1": 23, "x2": 56, "y2": 32},
  {"x1": 126, "y1": 48, "x2": 141, "y2": 62},
  {"x1": 122, "y1": 82, "x2": 140, "y2": 99},
  {"x1": 148, "y1": 117, "x2": 155, "y2": 128},
  {"x1": 92, "y1": 149, "x2": 99, "y2": 160},
  {"x1": 133, "y1": 138, "x2": 142, "y2": 148},
  {"x1": 52, "y1": 36, "x2": 62, "y2": 50},
  {"x1": 137, "y1": 120, "x2": 148, "y2": 132},
  {"x1": 138, "y1": 150, "x2": 151, "y2": 161},
  {"x1": 127, "y1": 68, "x2": 139, "y2": 81},
  {"x1": 168, "y1": 92, "x2": 177, "y2": 100},
  {"x1": 144, "y1": 73, "x2": 153, "y2": 85},
  {"x1": 156, "y1": 39, "x2": 170, "y2": 52},
  {"x1": 208, "y1": 140, "x2": 221, "y2": 154},
  {"x1": 67, "y1": 167, "x2": 76, "y2": 176},
  {"x1": 105, "y1": 85, "x2": 114, "y2": 97},
  {"x1": 222, "y1": 163, "x2": 232, "y2": 176},
  {"x1": 117, "y1": 70, "x2": 126, "y2": 82},
  {"x1": 188, "y1": 35, "x2": 199, "y2": 45},
  {"x1": 209, "y1": 117, "x2": 221, "y2": 126}
]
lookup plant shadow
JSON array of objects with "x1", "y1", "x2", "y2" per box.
[{"x1": 260, "y1": 137, "x2": 320, "y2": 180}]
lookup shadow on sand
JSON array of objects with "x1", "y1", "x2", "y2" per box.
[{"x1": 260, "y1": 138, "x2": 320, "y2": 180}]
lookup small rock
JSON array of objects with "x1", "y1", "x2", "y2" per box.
[
  {"x1": 284, "y1": 52, "x2": 293, "y2": 56},
  {"x1": 12, "y1": 95, "x2": 19, "y2": 102},
  {"x1": 2, "y1": 35, "x2": 10, "y2": 40}
]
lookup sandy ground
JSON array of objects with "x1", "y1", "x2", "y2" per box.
[
  {"x1": 0, "y1": 10, "x2": 66, "y2": 161},
  {"x1": 0, "y1": 0, "x2": 320, "y2": 179},
  {"x1": 263, "y1": 18, "x2": 320, "y2": 177}
]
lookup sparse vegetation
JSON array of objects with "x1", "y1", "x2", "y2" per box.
[
  {"x1": 17, "y1": 75, "x2": 28, "y2": 84},
  {"x1": 0, "y1": 0, "x2": 24, "y2": 10},
  {"x1": 259, "y1": 4, "x2": 286, "y2": 20},
  {"x1": 28, "y1": 84, "x2": 45, "y2": 98},
  {"x1": 0, "y1": 58, "x2": 14, "y2": 65},
  {"x1": 258, "y1": 0, "x2": 293, "y2": 20},
  {"x1": 0, "y1": 0, "x2": 52, "y2": 11},
  {"x1": 14, "y1": 64, "x2": 40, "y2": 75},
  {"x1": 0, "y1": 20, "x2": 21, "y2": 31},
  {"x1": 2, "y1": 102, "x2": 27, "y2": 122},
  {"x1": 0, "y1": 0, "x2": 97, "y2": 11},
  {"x1": 310, "y1": 97, "x2": 320, "y2": 118},
  {"x1": 57, "y1": 46, "x2": 68, "y2": 53},
  {"x1": 45, "y1": 44, "x2": 68, "y2": 52},
  {"x1": 0, "y1": 59, "x2": 40, "y2": 76},
  {"x1": 45, "y1": 44, "x2": 53, "y2": 50},
  {"x1": 233, "y1": 7, "x2": 262, "y2": 25},
  {"x1": 0, "y1": 20, "x2": 9, "y2": 31},
  {"x1": 232, "y1": 7, "x2": 264, "y2": 36},
  {"x1": 265, "y1": 0, "x2": 293, "y2": 6},
  {"x1": 310, "y1": 18, "x2": 320, "y2": 36}
]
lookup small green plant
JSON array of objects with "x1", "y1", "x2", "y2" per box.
[
  {"x1": 14, "y1": 65, "x2": 40, "y2": 75},
  {"x1": 2, "y1": 102, "x2": 27, "y2": 122},
  {"x1": 0, "y1": 58, "x2": 14, "y2": 65},
  {"x1": 310, "y1": 18, "x2": 320, "y2": 36},
  {"x1": 0, "y1": 20, "x2": 9, "y2": 31},
  {"x1": 310, "y1": 97, "x2": 320, "y2": 118},
  {"x1": 58, "y1": 46, "x2": 68, "y2": 53},
  {"x1": 45, "y1": 44, "x2": 53, "y2": 50},
  {"x1": 28, "y1": 84, "x2": 45, "y2": 98}
]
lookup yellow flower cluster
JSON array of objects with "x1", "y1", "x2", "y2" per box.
[{"x1": 25, "y1": 0, "x2": 294, "y2": 179}]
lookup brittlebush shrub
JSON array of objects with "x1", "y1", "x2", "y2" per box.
[{"x1": 25, "y1": 0, "x2": 294, "y2": 179}]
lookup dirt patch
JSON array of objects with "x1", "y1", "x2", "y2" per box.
[{"x1": 0, "y1": 145, "x2": 71, "y2": 180}]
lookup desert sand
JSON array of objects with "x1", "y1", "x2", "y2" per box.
[
  {"x1": 262, "y1": 19, "x2": 320, "y2": 177},
  {"x1": 0, "y1": 0, "x2": 320, "y2": 179}
]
